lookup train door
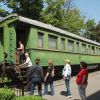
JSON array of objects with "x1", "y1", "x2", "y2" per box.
[
  {"x1": 16, "y1": 28, "x2": 26, "y2": 65},
  {"x1": 15, "y1": 23, "x2": 30, "y2": 65},
  {"x1": 16, "y1": 23, "x2": 29, "y2": 48},
  {"x1": 16, "y1": 23, "x2": 30, "y2": 50},
  {"x1": 16, "y1": 29, "x2": 26, "y2": 48}
]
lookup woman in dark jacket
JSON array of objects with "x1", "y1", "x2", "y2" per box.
[{"x1": 44, "y1": 59, "x2": 55, "y2": 96}]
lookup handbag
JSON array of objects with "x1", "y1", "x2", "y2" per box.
[
  {"x1": 51, "y1": 68, "x2": 55, "y2": 77},
  {"x1": 67, "y1": 75, "x2": 71, "y2": 80}
]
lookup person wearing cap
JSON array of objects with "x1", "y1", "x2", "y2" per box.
[
  {"x1": 62, "y1": 59, "x2": 72, "y2": 98},
  {"x1": 26, "y1": 58, "x2": 43, "y2": 96}
]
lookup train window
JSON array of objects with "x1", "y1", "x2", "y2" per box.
[
  {"x1": 96, "y1": 47, "x2": 99, "y2": 55},
  {"x1": 97, "y1": 48, "x2": 100, "y2": 55},
  {"x1": 48, "y1": 35, "x2": 57, "y2": 49},
  {"x1": 98, "y1": 48, "x2": 100, "y2": 55},
  {"x1": 91, "y1": 46, "x2": 95, "y2": 54},
  {"x1": 0, "y1": 28, "x2": 3, "y2": 45},
  {"x1": 61, "y1": 38, "x2": 65, "y2": 50},
  {"x1": 82, "y1": 44, "x2": 86, "y2": 53},
  {"x1": 68, "y1": 40, "x2": 74, "y2": 52},
  {"x1": 76, "y1": 42, "x2": 79, "y2": 53},
  {"x1": 87, "y1": 45, "x2": 91, "y2": 54},
  {"x1": 38, "y1": 32, "x2": 44, "y2": 48}
]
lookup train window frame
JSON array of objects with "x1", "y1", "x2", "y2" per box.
[
  {"x1": 97, "y1": 47, "x2": 100, "y2": 55},
  {"x1": 76, "y1": 42, "x2": 79, "y2": 53},
  {"x1": 96, "y1": 47, "x2": 99, "y2": 55},
  {"x1": 98, "y1": 48, "x2": 100, "y2": 55},
  {"x1": 68, "y1": 40, "x2": 74, "y2": 52},
  {"x1": 91, "y1": 46, "x2": 95, "y2": 54},
  {"x1": 48, "y1": 35, "x2": 57, "y2": 50},
  {"x1": 87, "y1": 45, "x2": 91, "y2": 54},
  {"x1": 82, "y1": 43, "x2": 86, "y2": 53},
  {"x1": 61, "y1": 38, "x2": 65, "y2": 50},
  {"x1": 38, "y1": 32, "x2": 44, "y2": 48}
]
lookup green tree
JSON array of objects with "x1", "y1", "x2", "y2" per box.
[
  {"x1": 41, "y1": 0, "x2": 85, "y2": 35},
  {"x1": 84, "y1": 19, "x2": 96, "y2": 39},
  {"x1": 41, "y1": 0, "x2": 66, "y2": 27},
  {"x1": 0, "y1": 8, "x2": 7, "y2": 17},
  {"x1": 93, "y1": 22, "x2": 100, "y2": 42},
  {"x1": 0, "y1": 0, "x2": 43, "y2": 20},
  {"x1": 0, "y1": 3, "x2": 9, "y2": 17},
  {"x1": 63, "y1": 8, "x2": 85, "y2": 35},
  {"x1": 84, "y1": 19, "x2": 100, "y2": 43}
]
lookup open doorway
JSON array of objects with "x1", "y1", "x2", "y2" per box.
[
  {"x1": 16, "y1": 22, "x2": 30, "y2": 49},
  {"x1": 15, "y1": 22, "x2": 30, "y2": 65}
]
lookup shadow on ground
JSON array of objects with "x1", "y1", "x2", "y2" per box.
[
  {"x1": 87, "y1": 91, "x2": 100, "y2": 100},
  {"x1": 60, "y1": 91, "x2": 66, "y2": 96},
  {"x1": 74, "y1": 91, "x2": 100, "y2": 100}
]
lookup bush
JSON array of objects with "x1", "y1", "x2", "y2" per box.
[
  {"x1": 0, "y1": 88, "x2": 16, "y2": 100},
  {"x1": 16, "y1": 95, "x2": 45, "y2": 100}
]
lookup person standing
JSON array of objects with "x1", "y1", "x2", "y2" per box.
[
  {"x1": 76, "y1": 61, "x2": 88, "y2": 100},
  {"x1": 20, "y1": 53, "x2": 32, "y2": 68},
  {"x1": 26, "y1": 58, "x2": 43, "y2": 96},
  {"x1": 62, "y1": 60, "x2": 72, "y2": 98},
  {"x1": 44, "y1": 59, "x2": 55, "y2": 96},
  {"x1": 17, "y1": 41, "x2": 25, "y2": 64}
]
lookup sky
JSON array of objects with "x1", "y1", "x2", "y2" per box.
[
  {"x1": 0, "y1": 2, "x2": 12, "y2": 12},
  {"x1": 76, "y1": 0, "x2": 100, "y2": 23},
  {"x1": 0, "y1": 0, "x2": 100, "y2": 23}
]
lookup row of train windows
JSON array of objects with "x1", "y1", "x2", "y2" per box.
[{"x1": 38, "y1": 32, "x2": 100, "y2": 55}]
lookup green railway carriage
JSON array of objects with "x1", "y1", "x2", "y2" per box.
[{"x1": 0, "y1": 14, "x2": 100, "y2": 72}]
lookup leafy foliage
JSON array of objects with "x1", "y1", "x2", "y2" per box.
[
  {"x1": 16, "y1": 95, "x2": 44, "y2": 100},
  {"x1": 84, "y1": 19, "x2": 100, "y2": 42},
  {"x1": 0, "y1": 0, "x2": 44, "y2": 20},
  {"x1": 83, "y1": 19, "x2": 96, "y2": 39},
  {"x1": 41, "y1": 0, "x2": 65, "y2": 27},
  {"x1": 0, "y1": 7, "x2": 9, "y2": 17},
  {"x1": 0, "y1": 88, "x2": 44, "y2": 100},
  {"x1": 0, "y1": 88, "x2": 16, "y2": 100},
  {"x1": 62, "y1": 8, "x2": 86, "y2": 35},
  {"x1": 41, "y1": 0, "x2": 85, "y2": 35},
  {"x1": 93, "y1": 22, "x2": 100, "y2": 42}
]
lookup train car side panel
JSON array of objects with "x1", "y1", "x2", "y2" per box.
[
  {"x1": 0, "y1": 28, "x2": 4, "y2": 62},
  {"x1": 9, "y1": 26, "x2": 16, "y2": 63},
  {"x1": 4, "y1": 24, "x2": 10, "y2": 61}
]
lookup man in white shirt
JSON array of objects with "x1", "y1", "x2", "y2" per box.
[
  {"x1": 62, "y1": 60, "x2": 72, "y2": 98},
  {"x1": 25, "y1": 53, "x2": 32, "y2": 67},
  {"x1": 20, "y1": 53, "x2": 32, "y2": 68}
]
